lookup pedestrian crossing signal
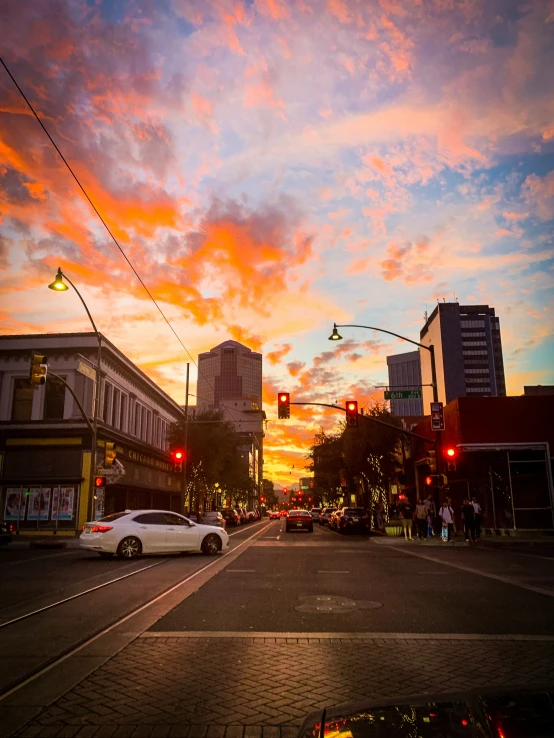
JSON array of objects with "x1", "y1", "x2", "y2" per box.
[
  {"x1": 278, "y1": 392, "x2": 290, "y2": 419},
  {"x1": 95, "y1": 476, "x2": 106, "y2": 488}
]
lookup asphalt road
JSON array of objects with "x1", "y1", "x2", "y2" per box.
[
  {"x1": 154, "y1": 518, "x2": 554, "y2": 635},
  {"x1": 4, "y1": 518, "x2": 554, "y2": 737}
]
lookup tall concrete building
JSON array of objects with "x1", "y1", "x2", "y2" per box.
[
  {"x1": 386, "y1": 351, "x2": 424, "y2": 417},
  {"x1": 197, "y1": 341, "x2": 264, "y2": 503},
  {"x1": 197, "y1": 340, "x2": 262, "y2": 411},
  {"x1": 420, "y1": 303, "x2": 506, "y2": 410}
]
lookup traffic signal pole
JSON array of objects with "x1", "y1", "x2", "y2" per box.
[
  {"x1": 182, "y1": 363, "x2": 190, "y2": 515},
  {"x1": 288, "y1": 402, "x2": 434, "y2": 443}
]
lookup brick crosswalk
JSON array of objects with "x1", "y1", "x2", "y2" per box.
[{"x1": 15, "y1": 634, "x2": 554, "y2": 737}]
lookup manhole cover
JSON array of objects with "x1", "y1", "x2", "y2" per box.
[{"x1": 295, "y1": 595, "x2": 382, "y2": 613}]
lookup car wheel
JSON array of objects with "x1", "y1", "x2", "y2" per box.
[
  {"x1": 98, "y1": 552, "x2": 114, "y2": 559},
  {"x1": 117, "y1": 537, "x2": 142, "y2": 559},
  {"x1": 201, "y1": 534, "x2": 222, "y2": 555}
]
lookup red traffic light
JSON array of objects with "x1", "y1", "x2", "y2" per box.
[
  {"x1": 95, "y1": 476, "x2": 106, "y2": 487},
  {"x1": 277, "y1": 392, "x2": 290, "y2": 419},
  {"x1": 446, "y1": 447, "x2": 456, "y2": 458},
  {"x1": 345, "y1": 400, "x2": 358, "y2": 427},
  {"x1": 260, "y1": 496, "x2": 265, "y2": 502},
  {"x1": 173, "y1": 450, "x2": 184, "y2": 460}
]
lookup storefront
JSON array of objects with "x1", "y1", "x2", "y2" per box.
[
  {"x1": 412, "y1": 395, "x2": 554, "y2": 533},
  {"x1": 101, "y1": 442, "x2": 182, "y2": 516},
  {"x1": 0, "y1": 437, "x2": 90, "y2": 534}
]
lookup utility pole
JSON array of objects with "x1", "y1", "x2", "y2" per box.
[{"x1": 182, "y1": 363, "x2": 190, "y2": 515}]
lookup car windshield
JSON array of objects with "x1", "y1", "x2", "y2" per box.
[
  {"x1": 288, "y1": 510, "x2": 310, "y2": 517},
  {"x1": 344, "y1": 508, "x2": 364, "y2": 515}
]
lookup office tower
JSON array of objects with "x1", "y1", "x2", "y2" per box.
[{"x1": 386, "y1": 351, "x2": 424, "y2": 416}]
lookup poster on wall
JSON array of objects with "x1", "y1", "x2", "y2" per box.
[
  {"x1": 51, "y1": 487, "x2": 60, "y2": 520},
  {"x1": 57, "y1": 487, "x2": 75, "y2": 520},
  {"x1": 27, "y1": 488, "x2": 41, "y2": 520},
  {"x1": 4, "y1": 488, "x2": 25, "y2": 520},
  {"x1": 40, "y1": 488, "x2": 51, "y2": 520}
]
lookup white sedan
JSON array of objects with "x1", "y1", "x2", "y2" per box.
[{"x1": 79, "y1": 509, "x2": 229, "y2": 558}]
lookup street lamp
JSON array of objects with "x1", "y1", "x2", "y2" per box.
[
  {"x1": 49, "y1": 267, "x2": 102, "y2": 522},
  {"x1": 328, "y1": 322, "x2": 438, "y2": 403}
]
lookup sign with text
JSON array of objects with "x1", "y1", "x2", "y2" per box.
[
  {"x1": 430, "y1": 402, "x2": 445, "y2": 431},
  {"x1": 384, "y1": 390, "x2": 422, "y2": 400},
  {"x1": 76, "y1": 359, "x2": 97, "y2": 382}
]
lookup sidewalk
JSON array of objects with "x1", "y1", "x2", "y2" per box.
[{"x1": 371, "y1": 534, "x2": 554, "y2": 551}]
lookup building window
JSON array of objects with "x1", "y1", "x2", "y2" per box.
[
  {"x1": 11, "y1": 378, "x2": 34, "y2": 421},
  {"x1": 461, "y1": 341, "x2": 488, "y2": 347},
  {"x1": 460, "y1": 320, "x2": 485, "y2": 328},
  {"x1": 135, "y1": 403, "x2": 142, "y2": 437},
  {"x1": 464, "y1": 368, "x2": 490, "y2": 374},
  {"x1": 103, "y1": 382, "x2": 113, "y2": 422},
  {"x1": 463, "y1": 350, "x2": 488, "y2": 356},
  {"x1": 112, "y1": 388, "x2": 120, "y2": 428},
  {"x1": 120, "y1": 394, "x2": 128, "y2": 433},
  {"x1": 44, "y1": 379, "x2": 66, "y2": 420},
  {"x1": 467, "y1": 386, "x2": 491, "y2": 393},
  {"x1": 461, "y1": 331, "x2": 486, "y2": 337}
]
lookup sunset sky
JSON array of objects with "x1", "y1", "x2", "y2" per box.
[{"x1": 1, "y1": 0, "x2": 553, "y2": 486}]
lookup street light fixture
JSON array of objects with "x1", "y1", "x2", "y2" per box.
[
  {"x1": 48, "y1": 267, "x2": 102, "y2": 523},
  {"x1": 328, "y1": 322, "x2": 438, "y2": 403}
]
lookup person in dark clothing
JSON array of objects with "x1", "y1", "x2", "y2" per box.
[
  {"x1": 399, "y1": 497, "x2": 413, "y2": 540},
  {"x1": 472, "y1": 497, "x2": 482, "y2": 538},
  {"x1": 461, "y1": 498, "x2": 476, "y2": 543}
]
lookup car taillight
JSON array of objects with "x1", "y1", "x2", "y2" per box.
[{"x1": 91, "y1": 525, "x2": 113, "y2": 533}]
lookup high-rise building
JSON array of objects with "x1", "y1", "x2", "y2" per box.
[
  {"x1": 386, "y1": 351, "x2": 424, "y2": 417},
  {"x1": 197, "y1": 340, "x2": 262, "y2": 410},
  {"x1": 419, "y1": 303, "x2": 506, "y2": 410},
  {"x1": 197, "y1": 341, "x2": 264, "y2": 505}
]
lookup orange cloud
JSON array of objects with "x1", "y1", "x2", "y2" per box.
[{"x1": 267, "y1": 343, "x2": 293, "y2": 364}]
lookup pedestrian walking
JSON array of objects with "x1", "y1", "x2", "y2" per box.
[
  {"x1": 461, "y1": 498, "x2": 476, "y2": 543},
  {"x1": 446, "y1": 496, "x2": 457, "y2": 537},
  {"x1": 439, "y1": 500, "x2": 455, "y2": 542},
  {"x1": 472, "y1": 497, "x2": 482, "y2": 538},
  {"x1": 399, "y1": 497, "x2": 413, "y2": 540},
  {"x1": 415, "y1": 498, "x2": 427, "y2": 540},
  {"x1": 423, "y1": 494, "x2": 436, "y2": 536}
]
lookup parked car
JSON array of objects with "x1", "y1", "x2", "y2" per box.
[
  {"x1": 247, "y1": 510, "x2": 257, "y2": 522},
  {"x1": 328, "y1": 509, "x2": 343, "y2": 531},
  {"x1": 79, "y1": 509, "x2": 229, "y2": 558},
  {"x1": 200, "y1": 511, "x2": 226, "y2": 529},
  {"x1": 0, "y1": 521, "x2": 13, "y2": 546},
  {"x1": 269, "y1": 510, "x2": 280, "y2": 520},
  {"x1": 285, "y1": 509, "x2": 314, "y2": 533},
  {"x1": 221, "y1": 509, "x2": 241, "y2": 526},
  {"x1": 235, "y1": 508, "x2": 248, "y2": 525},
  {"x1": 336, "y1": 507, "x2": 370, "y2": 534},
  {"x1": 319, "y1": 506, "x2": 337, "y2": 526},
  {"x1": 185, "y1": 511, "x2": 201, "y2": 524},
  {"x1": 310, "y1": 508, "x2": 322, "y2": 521}
]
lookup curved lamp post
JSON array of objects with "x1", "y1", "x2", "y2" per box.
[
  {"x1": 49, "y1": 268, "x2": 102, "y2": 522},
  {"x1": 329, "y1": 323, "x2": 438, "y2": 403}
]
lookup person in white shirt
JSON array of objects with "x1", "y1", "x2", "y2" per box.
[
  {"x1": 472, "y1": 497, "x2": 482, "y2": 538},
  {"x1": 439, "y1": 501, "x2": 455, "y2": 542}
]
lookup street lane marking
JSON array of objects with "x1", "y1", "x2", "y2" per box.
[
  {"x1": 0, "y1": 560, "x2": 167, "y2": 628},
  {"x1": 141, "y1": 631, "x2": 554, "y2": 641},
  {"x1": 0, "y1": 521, "x2": 272, "y2": 703},
  {"x1": 388, "y1": 546, "x2": 554, "y2": 598}
]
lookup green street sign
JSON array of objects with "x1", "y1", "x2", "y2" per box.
[{"x1": 384, "y1": 390, "x2": 422, "y2": 400}]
